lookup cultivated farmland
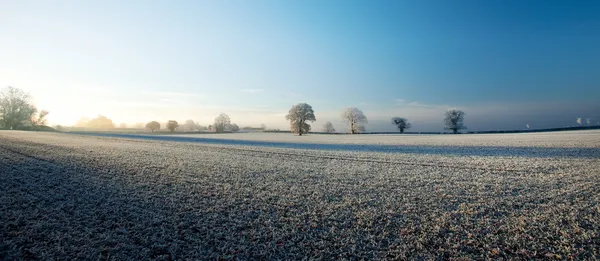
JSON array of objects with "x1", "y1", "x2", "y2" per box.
[{"x1": 1, "y1": 131, "x2": 599, "y2": 259}]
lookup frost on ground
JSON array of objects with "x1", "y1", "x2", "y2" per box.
[
  {"x1": 170, "y1": 130, "x2": 600, "y2": 148},
  {"x1": 1, "y1": 131, "x2": 599, "y2": 260}
]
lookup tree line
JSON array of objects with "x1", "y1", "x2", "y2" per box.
[
  {"x1": 144, "y1": 113, "x2": 241, "y2": 133},
  {"x1": 73, "y1": 114, "x2": 243, "y2": 133},
  {"x1": 0, "y1": 86, "x2": 467, "y2": 134},
  {"x1": 286, "y1": 103, "x2": 466, "y2": 135}
]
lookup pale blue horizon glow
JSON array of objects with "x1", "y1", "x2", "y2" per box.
[{"x1": 1, "y1": 1, "x2": 599, "y2": 132}]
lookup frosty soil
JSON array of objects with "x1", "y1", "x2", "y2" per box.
[{"x1": 1, "y1": 131, "x2": 599, "y2": 259}]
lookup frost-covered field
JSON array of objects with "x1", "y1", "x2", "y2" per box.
[
  {"x1": 1, "y1": 131, "x2": 599, "y2": 259},
  {"x1": 171, "y1": 130, "x2": 600, "y2": 148}
]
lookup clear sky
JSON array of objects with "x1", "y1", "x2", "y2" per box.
[{"x1": 1, "y1": 0, "x2": 599, "y2": 131}]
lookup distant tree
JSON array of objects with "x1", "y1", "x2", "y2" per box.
[
  {"x1": 0, "y1": 86, "x2": 42, "y2": 130},
  {"x1": 75, "y1": 117, "x2": 91, "y2": 128},
  {"x1": 167, "y1": 120, "x2": 179, "y2": 132},
  {"x1": 391, "y1": 117, "x2": 411, "y2": 133},
  {"x1": 87, "y1": 115, "x2": 115, "y2": 129},
  {"x1": 444, "y1": 109, "x2": 466, "y2": 134},
  {"x1": 208, "y1": 124, "x2": 213, "y2": 131},
  {"x1": 341, "y1": 108, "x2": 368, "y2": 134},
  {"x1": 214, "y1": 113, "x2": 231, "y2": 133},
  {"x1": 119, "y1": 122, "x2": 128, "y2": 129},
  {"x1": 230, "y1": 123, "x2": 240, "y2": 132},
  {"x1": 146, "y1": 121, "x2": 160, "y2": 132},
  {"x1": 323, "y1": 121, "x2": 336, "y2": 133},
  {"x1": 285, "y1": 103, "x2": 316, "y2": 136},
  {"x1": 577, "y1": 117, "x2": 583, "y2": 125},
  {"x1": 134, "y1": 122, "x2": 145, "y2": 129},
  {"x1": 183, "y1": 119, "x2": 198, "y2": 132},
  {"x1": 260, "y1": 123, "x2": 267, "y2": 130}
]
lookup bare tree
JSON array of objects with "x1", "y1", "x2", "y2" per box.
[
  {"x1": 391, "y1": 117, "x2": 411, "y2": 133},
  {"x1": 167, "y1": 120, "x2": 179, "y2": 132},
  {"x1": 214, "y1": 113, "x2": 231, "y2": 133},
  {"x1": 183, "y1": 119, "x2": 198, "y2": 132},
  {"x1": 146, "y1": 121, "x2": 160, "y2": 132},
  {"x1": 341, "y1": 108, "x2": 368, "y2": 134},
  {"x1": 0, "y1": 86, "x2": 40, "y2": 130},
  {"x1": 323, "y1": 121, "x2": 336, "y2": 133},
  {"x1": 285, "y1": 103, "x2": 316, "y2": 136},
  {"x1": 444, "y1": 109, "x2": 466, "y2": 134},
  {"x1": 230, "y1": 123, "x2": 240, "y2": 132}
]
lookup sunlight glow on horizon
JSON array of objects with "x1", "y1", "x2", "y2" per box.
[{"x1": 1, "y1": 1, "x2": 599, "y2": 131}]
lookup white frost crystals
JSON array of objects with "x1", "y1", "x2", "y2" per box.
[{"x1": 1, "y1": 130, "x2": 599, "y2": 259}]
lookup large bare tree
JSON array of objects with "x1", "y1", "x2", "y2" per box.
[
  {"x1": 285, "y1": 103, "x2": 316, "y2": 136},
  {"x1": 341, "y1": 108, "x2": 367, "y2": 134},
  {"x1": 391, "y1": 117, "x2": 411, "y2": 133},
  {"x1": 0, "y1": 86, "x2": 44, "y2": 130},
  {"x1": 444, "y1": 109, "x2": 466, "y2": 134},
  {"x1": 214, "y1": 113, "x2": 231, "y2": 133}
]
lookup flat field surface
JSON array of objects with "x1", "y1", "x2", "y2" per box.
[{"x1": 1, "y1": 130, "x2": 599, "y2": 259}]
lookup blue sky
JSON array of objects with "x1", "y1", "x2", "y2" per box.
[{"x1": 1, "y1": 0, "x2": 599, "y2": 131}]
